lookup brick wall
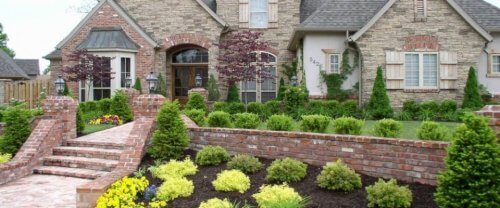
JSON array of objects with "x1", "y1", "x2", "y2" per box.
[
  {"x1": 476, "y1": 105, "x2": 500, "y2": 139},
  {"x1": 132, "y1": 94, "x2": 168, "y2": 118},
  {"x1": 184, "y1": 116, "x2": 447, "y2": 185}
]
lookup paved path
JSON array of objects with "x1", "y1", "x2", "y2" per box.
[{"x1": 74, "y1": 122, "x2": 134, "y2": 144}]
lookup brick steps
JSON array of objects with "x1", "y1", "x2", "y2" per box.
[
  {"x1": 53, "y1": 147, "x2": 123, "y2": 160},
  {"x1": 33, "y1": 166, "x2": 108, "y2": 179},
  {"x1": 63, "y1": 140, "x2": 125, "y2": 150},
  {"x1": 43, "y1": 156, "x2": 118, "y2": 172}
]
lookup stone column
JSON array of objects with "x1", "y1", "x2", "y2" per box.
[
  {"x1": 476, "y1": 105, "x2": 500, "y2": 139},
  {"x1": 188, "y1": 88, "x2": 208, "y2": 102},
  {"x1": 132, "y1": 94, "x2": 167, "y2": 119},
  {"x1": 41, "y1": 96, "x2": 78, "y2": 140}
]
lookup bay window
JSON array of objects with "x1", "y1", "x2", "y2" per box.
[
  {"x1": 250, "y1": 0, "x2": 268, "y2": 28},
  {"x1": 404, "y1": 53, "x2": 438, "y2": 88}
]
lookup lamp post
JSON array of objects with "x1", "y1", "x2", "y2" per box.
[
  {"x1": 195, "y1": 73, "x2": 203, "y2": 88},
  {"x1": 125, "y1": 75, "x2": 132, "y2": 89},
  {"x1": 291, "y1": 75, "x2": 298, "y2": 87},
  {"x1": 146, "y1": 71, "x2": 158, "y2": 94},
  {"x1": 55, "y1": 75, "x2": 65, "y2": 96}
]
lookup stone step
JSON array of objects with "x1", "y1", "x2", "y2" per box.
[
  {"x1": 53, "y1": 146, "x2": 123, "y2": 160},
  {"x1": 63, "y1": 140, "x2": 125, "y2": 150},
  {"x1": 43, "y1": 156, "x2": 119, "y2": 172},
  {"x1": 33, "y1": 166, "x2": 108, "y2": 179}
]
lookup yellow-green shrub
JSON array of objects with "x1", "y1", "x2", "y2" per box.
[
  {"x1": 316, "y1": 160, "x2": 362, "y2": 192},
  {"x1": 0, "y1": 153, "x2": 12, "y2": 164},
  {"x1": 96, "y1": 176, "x2": 149, "y2": 208},
  {"x1": 199, "y1": 198, "x2": 234, "y2": 208},
  {"x1": 156, "y1": 177, "x2": 194, "y2": 201},
  {"x1": 212, "y1": 170, "x2": 251, "y2": 193},
  {"x1": 366, "y1": 179, "x2": 412, "y2": 208},
  {"x1": 151, "y1": 158, "x2": 198, "y2": 180},
  {"x1": 252, "y1": 184, "x2": 307, "y2": 208}
]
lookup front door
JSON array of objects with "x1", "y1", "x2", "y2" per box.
[{"x1": 173, "y1": 66, "x2": 208, "y2": 103}]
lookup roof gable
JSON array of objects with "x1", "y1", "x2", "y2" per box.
[
  {"x1": 455, "y1": 0, "x2": 500, "y2": 32},
  {"x1": 0, "y1": 50, "x2": 30, "y2": 80},
  {"x1": 14, "y1": 59, "x2": 40, "y2": 76}
]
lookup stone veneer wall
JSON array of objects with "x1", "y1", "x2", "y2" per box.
[
  {"x1": 184, "y1": 116, "x2": 447, "y2": 185},
  {"x1": 356, "y1": 0, "x2": 486, "y2": 107}
]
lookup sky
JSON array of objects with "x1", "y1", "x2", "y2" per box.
[{"x1": 1, "y1": 0, "x2": 500, "y2": 74}]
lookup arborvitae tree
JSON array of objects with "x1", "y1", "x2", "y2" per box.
[
  {"x1": 0, "y1": 107, "x2": 30, "y2": 155},
  {"x1": 185, "y1": 92, "x2": 208, "y2": 112},
  {"x1": 366, "y1": 66, "x2": 393, "y2": 119},
  {"x1": 157, "y1": 74, "x2": 167, "y2": 97},
  {"x1": 76, "y1": 106, "x2": 85, "y2": 135},
  {"x1": 133, "y1": 77, "x2": 142, "y2": 93},
  {"x1": 227, "y1": 84, "x2": 240, "y2": 103},
  {"x1": 277, "y1": 77, "x2": 286, "y2": 101},
  {"x1": 110, "y1": 90, "x2": 133, "y2": 122},
  {"x1": 462, "y1": 67, "x2": 483, "y2": 110},
  {"x1": 207, "y1": 74, "x2": 220, "y2": 102},
  {"x1": 148, "y1": 101, "x2": 190, "y2": 161},
  {"x1": 435, "y1": 114, "x2": 499, "y2": 208}
]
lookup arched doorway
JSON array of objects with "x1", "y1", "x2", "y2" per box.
[{"x1": 170, "y1": 47, "x2": 209, "y2": 102}]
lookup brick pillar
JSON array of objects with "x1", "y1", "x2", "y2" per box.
[
  {"x1": 188, "y1": 88, "x2": 208, "y2": 102},
  {"x1": 132, "y1": 94, "x2": 167, "y2": 119},
  {"x1": 476, "y1": 105, "x2": 500, "y2": 139},
  {"x1": 42, "y1": 96, "x2": 78, "y2": 140},
  {"x1": 122, "y1": 88, "x2": 140, "y2": 107}
]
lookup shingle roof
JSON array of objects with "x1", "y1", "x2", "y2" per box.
[
  {"x1": 76, "y1": 27, "x2": 139, "y2": 51},
  {"x1": 455, "y1": 0, "x2": 500, "y2": 32},
  {"x1": 300, "y1": 0, "x2": 327, "y2": 23},
  {"x1": 14, "y1": 59, "x2": 40, "y2": 76},
  {"x1": 44, "y1": 49, "x2": 62, "y2": 60},
  {"x1": 0, "y1": 50, "x2": 30, "y2": 80}
]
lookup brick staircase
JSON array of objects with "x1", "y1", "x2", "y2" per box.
[{"x1": 33, "y1": 139, "x2": 125, "y2": 179}]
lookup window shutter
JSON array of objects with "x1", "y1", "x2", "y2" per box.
[
  {"x1": 385, "y1": 51, "x2": 405, "y2": 89},
  {"x1": 239, "y1": 0, "x2": 250, "y2": 28},
  {"x1": 439, "y1": 51, "x2": 458, "y2": 89},
  {"x1": 268, "y1": 0, "x2": 278, "y2": 28},
  {"x1": 415, "y1": 0, "x2": 427, "y2": 22}
]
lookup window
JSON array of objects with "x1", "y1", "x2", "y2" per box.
[
  {"x1": 329, "y1": 54, "x2": 340, "y2": 73},
  {"x1": 415, "y1": 0, "x2": 427, "y2": 21},
  {"x1": 492, "y1": 55, "x2": 500, "y2": 73},
  {"x1": 120, "y1": 57, "x2": 131, "y2": 88},
  {"x1": 250, "y1": 0, "x2": 268, "y2": 28},
  {"x1": 173, "y1": 48, "x2": 209, "y2": 64},
  {"x1": 405, "y1": 53, "x2": 438, "y2": 88},
  {"x1": 241, "y1": 51, "x2": 277, "y2": 103},
  {"x1": 79, "y1": 57, "x2": 112, "y2": 101}
]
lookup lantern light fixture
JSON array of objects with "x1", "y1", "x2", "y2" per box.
[
  {"x1": 55, "y1": 75, "x2": 66, "y2": 96},
  {"x1": 146, "y1": 71, "x2": 158, "y2": 94}
]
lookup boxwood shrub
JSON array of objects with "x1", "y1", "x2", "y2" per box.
[
  {"x1": 195, "y1": 146, "x2": 230, "y2": 166},
  {"x1": 233, "y1": 113, "x2": 260, "y2": 129},
  {"x1": 185, "y1": 109, "x2": 205, "y2": 126},
  {"x1": 332, "y1": 117, "x2": 364, "y2": 135},
  {"x1": 373, "y1": 119, "x2": 402, "y2": 138},
  {"x1": 227, "y1": 154, "x2": 262, "y2": 174},
  {"x1": 207, "y1": 111, "x2": 232, "y2": 128},
  {"x1": 266, "y1": 115, "x2": 294, "y2": 131},
  {"x1": 266, "y1": 158, "x2": 307, "y2": 183},
  {"x1": 417, "y1": 121, "x2": 448, "y2": 141},
  {"x1": 366, "y1": 179, "x2": 412, "y2": 208},
  {"x1": 316, "y1": 160, "x2": 362, "y2": 192},
  {"x1": 300, "y1": 115, "x2": 330, "y2": 133}
]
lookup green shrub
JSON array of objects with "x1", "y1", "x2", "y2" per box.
[
  {"x1": 247, "y1": 102, "x2": 269, "y2": 120},
  {"x1": 462, "y1": 67, "x2": 483, "y2": 109},
  {"x1": 283, "y1": 86, "x2": 308, "y2": 119},
  {"x1": 341, "y1": 100, "x2": 359, "y2": 118},
  {"x1": 366, "y1": 179, "x2": 412, "y2": 208},
  {"x1": 373, "y1": 119, "x2": 402, "y2": 138},
  {"x1": 212, "y1": 170, "x2": 251, "y2": 193},
  {"x1": 439, "y1": 100, "x2": 457, "y2": 115},
  {"x1": 227, "y1": 102, "x2": 245, "y2": 114},
  {"x1": 195, "y1": 146, "x2": 231, "y2": 166},
  {"x1": 207, "y1": 74, "x2": 220, "y2": 102},
  {"x1": 300, "y1": 115, "x2": 330, "y2": 133},
  {"x1": 157, "y1": 74, "x2": 167, "y2": 97},
  {"x1": 417, "y1": 121, "x2": 447, "y2": 141},
  {"x1": 316, "y1": 160, "x2": 362, "y2": 192},
  {"x1": 264, "y1": 100, "x2": 282, "y2": 115},
  {"x1": 199, "y1": 198, "x2": 238, "y2": 208},
  {"x1": 324, "y1": 100, "x2": 341, "y2": 118},
  {"x1": 266, "y1": 115, "x2": 294, "y2": 131},
  {"x1": 277, "y1": 77, "x2": 287, "y2": 101},
  {"x1": 418, "y1": 101, "x2": 439, "y2": 121},
  {"x1": 186, "y1": 92, "x2": 208, "y2": 112},
  {"x1": 266, "y1": 158, "x2": 307, "y2": 183},
  {"x1": 76, "y1": 106, "x2": 85, "y2": 134},
  {"x1": 110, "y1": 90, "x2": 133, "y2": 122},
  {"x1": 233, "y1": 113, "x2": 260, "y2": 129},
  {"x1": 185, "y1": 109, "x2": 206, "y2": 126},
  {"x1": 0, "y1": 107, "x2": 31, "y2": 155},
  {"x1": 227, "y1": 84, "x2": 240, "y2": 103},
  {"x1": 402, "y1": 100, "x2": 420, "y2": 120},
  {"x1": 365, "y1": 66, "x2": 393, "y2": 119},
  {"x1": 148, "y1": 101, "x2": 190, "y2": 161},
  {"x1": 151, "y1": 158, "x2": 198, "y2": 180},
  {"x1": 0, "y1": 152, "x2": 12, "y2": 164},
  {"x1": 207, "y1": 111, "x2": 232, "y2": 128},
  {"x1": 156, "y1": 177, "x2": 194, "y2": 201},
  {"x1": 253, "y1": 184, "x2": 308, "y2": 208},
  {"x1": 303, "y1": 100, "x2": 328, "y2": 117},
  {"x1": 332, "y1": 117, "x2": 364, "y2": 135},
  {"x1": 213, "y1": 102, "x2": 229, "y2": 112},
  {"x1": 133, "y1": 77, "x2": 142, "y2": 93},
  {"x1": 227, "y1": 154, "x2": 262, "y2": 174},
  {"x1": 97, "y1": 98, "x2": 112, "y2": 114},
  {"x1": 435, "y1": 115, "x2": 499, "y2": 207},
  {"x1": 394, "y1": 111, "x2": 412, "y2": 121}
]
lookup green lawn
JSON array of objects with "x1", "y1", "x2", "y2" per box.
[
  {"x1": 258, "y1": 120, "x2": 461, "y2": 141},
  {"x1": 82, "y1": 124, "x2": 116, "y2": 135}
]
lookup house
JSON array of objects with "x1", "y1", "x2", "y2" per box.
[
  {"x1": 45, "y1": 0, "x2": 500, "y2": 106},
  {"x1": 290, "y1": 0, "x2": 500, "y2": 107},
  {"x1": 44, "y1": 0, "x2": 300, "y2": 102},
  {"x1": 0, "y1": 50, "x2": 31, "y2": 103},
  {"x1": 13, "y1": 59, "x2": 40, "y2": 79}
]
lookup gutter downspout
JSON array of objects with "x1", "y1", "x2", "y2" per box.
[{"x1": 347, "y1": 32, "x2": 363, "y2": 107}]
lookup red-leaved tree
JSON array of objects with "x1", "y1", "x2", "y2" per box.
[
  {"x1": 62, "y1": 50, "x2": 113, "y2": 100},
  {"x1": 216, "y1": 30, "x2": 275, "y2": 104}
]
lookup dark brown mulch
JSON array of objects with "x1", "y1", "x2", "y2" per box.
[{"x1": 138, "y1": 150, "x2": 438, "y2": 208}]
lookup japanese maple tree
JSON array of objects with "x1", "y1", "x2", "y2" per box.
[{"x1": 216, "y1": 30, "x2": 274, "y2": 104}]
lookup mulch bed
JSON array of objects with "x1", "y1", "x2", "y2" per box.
[{"x1": 139, "y1": 150, "x2": 438, "y2": 208}]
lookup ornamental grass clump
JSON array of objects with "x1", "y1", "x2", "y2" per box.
[
  {"x1": 300, "y1": 115, "x2": 330, "y2": 133},
  {"x1": 417, "y1": 121, "x2": 447, "y2": 141},
  {"x1": 332, "y1": 117, "x2": 364, "y2": 135},
  {"x1": 212, "y1": 170, "x2": 251, "y2": 193},
  {"x1": 373, "y1": 119, "x2": 402, "y2": 138},
  {"x1": 195, "y1": 146, "x2": 231, "y2": 166},
  {"x1": 266, "y1": 115, "x2": 294, "y2": 131},
  {"x1": 151, "y1": 158, "x2": 198, "y2": 180},
  {"x1": 96, "y1": 176, "x2": 149, "y2": 208},
  {"x1": 208, "y1": 111, "x2": 232, "y2": 128},
  {"x1": 234, "y1": 113, "x2": 260, "y2": 129},
  {"x1": 316, "y1": 160, "x2": 362, "y2": 192},
  {"x1": 185, "y1": 109, "x2": 206, "y2": 126},
  {"x1": 266, "y1": 158, "x2": 307, "y2": 183},
  {"x1": 227, "y1": 154, "x2": 262, "y2": 174},
  {"x1": 366, "y1": 179, "x2": 412, "y2": 208},
  {"x1": 156, "y1": 177, "x2": 194, "y2": 201},
  {"x1": 253, "y1": 184, "x2": 308, "y2": 208}
]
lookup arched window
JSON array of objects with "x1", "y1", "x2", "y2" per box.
[
  {"x1": 241, "y1": 51, "x2": 277, "y2": 103},
  {"x1": 172, "y1": 48, "x2": 209, "y2": 64}
]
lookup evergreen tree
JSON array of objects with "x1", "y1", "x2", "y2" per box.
[
  {"x1": 0, "y1": 23, "x2": 15, "y2": 58},
  {"x1": 435, "y1": 114, "x2": 500, "y2": 207},
  {"x1": 110, "y1": 90, "x2": 134, "y2": 122},
  {"x1": 185, "y1": 92, "x2": 208, "y2": 112},
  {"x1": 366, "y1": 66, "x2": 393, "y2": 119},
  {"x1": 76, "y1": 106, "x2": 85, "y2": 134},
  {"x1": 277, "y1": 77, "x2": 286, "y2": 101},
  {"x1": 0, "y1": 108, "x2": 30, "y2": 155},
  {"x1": 227, "y1": 84, "x2": 240, "y2": 103},
  {"x1": 133, "y1": 77, "x2": 142, "y2": 93},
  {"x1": 207, "y1": 74, "x2": 220, "y2": 101},
  {"x1": 157, "y1": 74, "x2": 167, "y2": 97},
  {"x1": 148, "y1": 101, "x2": 190, "y2": 161},
  {"x1": 462, "y1": 67, "x2": 483, "y2": 110}
]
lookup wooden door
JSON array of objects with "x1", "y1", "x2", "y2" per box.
[{"x1": 173, "y1": 66, "x2": 208, "y2": 103}]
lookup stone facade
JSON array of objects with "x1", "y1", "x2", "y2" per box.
[{"x1": 357, "y1": 0, "x2": 486, "y2": 107}]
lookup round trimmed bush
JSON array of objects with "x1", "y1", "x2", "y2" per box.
[
  {"x1": 417, "y1": 121, "x2": 447, "y2": 141},
  {"x1": 185, "y1": 109, "x2": 205, "y2": 126},
  {"x1": 213, "y1": 102, "x2": 229, "y2": 112},
  {"x1": 366, "y1": 179, "x2": 412, "y2": 208},
  {"x1": 316, "y1": 160, "x2": 362, "y2": 192},
  {"x1": 195, "y1": 146, "x2": 230, "y2": 166},
  {"x1": 332, "y1": 117, "x2": 364, "y2": 135},
  {"x1": 185, "y1": 92, "x2": 208, "y2": 112},
  {"x1": 227, "y1": 154, "x2": 262, "y2": 174},
  {"x1": 212, "y1": 170, "x2": 251, "y2": 193},
  {"x1": 199, "y1": 198, "x2": 234, "y2": 208},
  {"x1": 207, "y1": 111, "x2": 232, "y2": 128},
  {"x1": 300, "y1": 115, "x2": 330, "y2": 133},
  {"x1": 233, "y1": 113, "x2": 260, "y2": 129},
  {"x1": 373, "y1": 119, "x2": 402, "y2": 138},
  {"x1": 227, "y1": 102, "x2": 245, "y2": 114},
  {"x1": 266, "y1": 114, "x2": 294, "y2": 131},
  {"x1": 156, "y1": 177, "x2": 194, "y2": 201},
  {"x1": 266, "y1": 158, "x2": 307, "y2": 183},
  {"x1": 151, "y1": 158, "x2": 198, "y2": 180},
  {"x1": 264, "y1": 100, "x2": 282, "y2": 115},
  {"x1": 253, "y1": 184, "x2": 308, "y2": 208}
]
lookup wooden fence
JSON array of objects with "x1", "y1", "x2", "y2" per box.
[{"x1": 3, "y1": 78, "x2": 52, "y2": 109}]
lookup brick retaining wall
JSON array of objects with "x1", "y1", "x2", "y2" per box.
[
  {"x1": 184, "y1": 116, "x2": 448, "y2": 186},
  {"x1": 476, "y1": 105, "x2": 500, "y2": 139}
]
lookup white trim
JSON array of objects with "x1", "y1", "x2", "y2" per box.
[
  {"x1": 85, "y1": 48, "x2": 139, "y2": 53},
  {"x1": 56, "y1": 0, "x2": 158, "y2": 49},
  {"x1": 195, "y1": 0, "x2": 229, "y2": 27},
  {"x1": 491, "y1": 54, "x2": 500, "y2": 74},
  {"x1": 328, "y1": 54, "x2": 341, "y2": 74}
]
